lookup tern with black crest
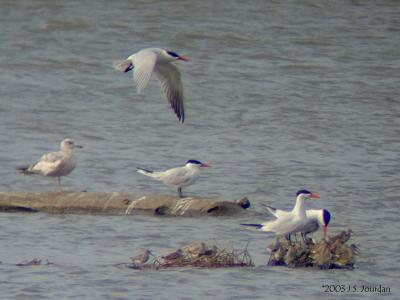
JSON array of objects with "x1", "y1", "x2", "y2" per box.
[
  {"x1": 137, "y1": 160, "x2": 210, "y2": 198},
  {"x1": 265, "y1": 206, "x2": 331, "y2": 239},
  {"x1": 114, "y1": 47, "x2": 189, "y2": 123},
  {"x1": 241, "y1": 190, "x2": 320, "y2": 239}
]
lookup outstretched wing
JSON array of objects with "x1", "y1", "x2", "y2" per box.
[
  {"x1": 262, "y1": 203, "x2": 290, "y2": 219},
  {"x1": 153, "y1": 62, "x2": 185, "y2": 123},
  {"x1": 130, "y1": 50, "x2": 157, "y2": 94}
]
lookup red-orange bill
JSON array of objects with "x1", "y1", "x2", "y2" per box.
[
  {"x1": 311, "y1": 192, "x2": 320, "y2": 199},
  {"x1": 179, "y1": 55, "x2": 190, "y2": 61},
  {"x1": 323, "y1": 225, "x2": 328, "y2": 238}
]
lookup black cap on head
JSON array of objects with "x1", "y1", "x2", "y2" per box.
[
  {"x1": 186, "y1": 160, "x2": 202, "y2": 165},
  {"x1": 166, "y1": 50, "x2": 180, "y2": 58},
  {"x1": 296, "y1": 189, "x2": 312, "y2": 196}
]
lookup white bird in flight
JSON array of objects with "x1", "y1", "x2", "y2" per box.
[
  {"x1": 18, "y1": 139, "x2": 83, "y2": 192},
  {"x1": 137, "y1": 160, "x2": 211, "y2": 198},
  {"x1": 241, "y1": 189, "x2": 320, "y2": 239},
  {"x1": 114, "y1": 47, "x2": 189, "y2": 123},
  {"x1": 265, "y1": 205, "x2": 331, "y2": 239}
]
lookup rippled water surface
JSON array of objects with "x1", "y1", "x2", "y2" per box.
[{"x1": 1, "y1": 0, "x2": 399, "y2": 299}]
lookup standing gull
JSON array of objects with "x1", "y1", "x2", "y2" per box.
[
  {"x1": 18, "y1": 139, "x2": 83, "y2": 191},
  {"x1": 114, "y1": 47, "x2": 189, "y2": 123},
  {"x1": 137, "y1": 160, "x2": 210, "y2": 198}
]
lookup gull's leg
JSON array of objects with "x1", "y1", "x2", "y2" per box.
[
  {"x1": 177, "y1": 187, "x2": 183, "y2": 198},
  {"x1": 56, "y1": 177, "x2": 62, "y2": 192},
  {"x1": 53, "y1": 178, "x2": 58, "y2": 192}
]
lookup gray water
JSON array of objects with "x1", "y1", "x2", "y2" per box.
[{"x1": 1, "y1": 0, "x2": 399, "y2": 299}]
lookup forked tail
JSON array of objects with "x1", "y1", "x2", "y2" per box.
[
  {"x1": 240, "y1": 223, "x2": 263, "y2": 229},
  {"x1": 137, "y1": 167, "x2": 154, "y2": 177}
]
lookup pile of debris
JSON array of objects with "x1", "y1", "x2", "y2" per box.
[
  {"x1": 15, "y1": 258, "x2": 54, "y2": 266},
  {"x1": 121, "y1": 241, "x2": 254, "y2": 270},
  {"x1": 267, "y1": 229, "x2": 358, "y2": 269}
]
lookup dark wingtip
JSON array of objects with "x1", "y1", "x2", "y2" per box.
[
  {"x1": 240, "y1": 223, "x2": 263, "y2": 229},
  {"x1": 137, "y1": 167, "x2": 153, "y2": 173},
  {"x1": 124, "y1": 63, "x2": 133, "y2": 73},
  {"x1": 174, "y1": 106, "x2": 184, "y2": 123},
  {"x1": 17, "y1": 165, "x2": 31, "y2": 175}
]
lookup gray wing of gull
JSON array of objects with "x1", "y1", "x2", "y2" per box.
[
  {"x1": 29, "y1": 151, "x2": 65, "y2": 175},
  {"x1": 154, "y1": 62, "x2": 185, "y2": 123},
  {"x1": 131, "y1": 50, "x2": 157, "y2": 94}
]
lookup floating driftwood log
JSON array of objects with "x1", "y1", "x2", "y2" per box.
[
  {"x1": 0, "y1": 192, "x2": 250, "y2": 217},
  {"x1": 116, "y1": 241, "x2": 254, "y2": 270},
  {"x1": 267, "y1": 229, "x2": 357, "y2": 269}
]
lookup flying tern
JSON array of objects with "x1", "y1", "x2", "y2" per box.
[{"x1": 114, "y1": 47, "x2": 189, "y2": 123}]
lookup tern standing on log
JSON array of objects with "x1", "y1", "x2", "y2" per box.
[
  {"x1": 137, "y1": 160, "x2": 211, "y2": 198},
  {"x1": 17, "y1": 139, "x2": 83, "y2": 192},
  {"x1": 114, "y1": 48, "x2": 189, "y2": 123},
  {"x1": 241, "y1": 190, "x2": 320, "y2": 239}
]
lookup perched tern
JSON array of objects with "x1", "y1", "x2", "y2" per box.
[
  {"x1": 265, "y1": 206, "x2": 331, "y2": 239},
  {"x1": 137, "y1": 160, "x2": 210, "y2": 198},
  {"x1": 114, "y1": 47, "x2": 189, "y2": 123},
  {"x1": 241, "y1": 189, "x2": 320, "y2": 238},
  {"x1": 17, "y1": 139, "x2": 83, "y2": 191}
]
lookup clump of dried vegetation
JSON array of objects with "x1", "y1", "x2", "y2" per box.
[
  {"x1": 118, "y1": 241, "x2": 254, "y2": 270},
  {"x1": 267, "y1": 229, "x2": 358, "y2": 269},
  {"x1": 15, "y1": 258, "x2": 54, "y2": 266}
]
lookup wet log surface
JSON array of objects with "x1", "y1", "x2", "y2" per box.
[{"x1": 0, "y1": 192, "x2": 250, "y2": 217}]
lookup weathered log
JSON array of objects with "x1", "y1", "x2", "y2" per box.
[{"x1": 0, "y1": 192, "x2": 250, "y2": 217}]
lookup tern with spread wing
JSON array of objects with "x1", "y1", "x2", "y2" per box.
[
  {"x1": 137, "y1": 160, "x2": 210, "y2": 198},
  {"x1": 241, "y1": 190, "x2": 320, "y2": 239},
  {"x1": 114, "y1": 47, "x2": 189, "y2": 123},
  {"x1": 17, "y1": 139, "x2": 83, "y2": 191}
]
